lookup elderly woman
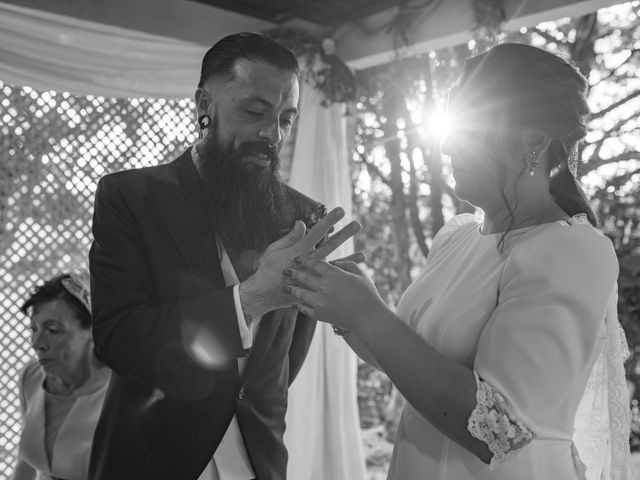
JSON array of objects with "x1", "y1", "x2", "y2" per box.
[{"x1": 11, "y1": 274, "x2": 110, "y2": 480}]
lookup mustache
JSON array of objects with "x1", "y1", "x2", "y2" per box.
[{"x1": 236, "y1": 141, "x2": 278, "y2": 163}]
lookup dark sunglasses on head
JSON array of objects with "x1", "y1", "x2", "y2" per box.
[{"x1": 61, "y1": 275, "x2": 91, "y2": 314}]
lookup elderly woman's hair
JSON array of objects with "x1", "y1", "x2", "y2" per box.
[
  {"x1": 460, "y1": 43, "x2": 598, "y2": 227},
  {"x1": 21, "y1": 274, "x2": 91, "y2": 328}
]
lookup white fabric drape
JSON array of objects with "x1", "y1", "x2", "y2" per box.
[
  {"x1": 0, "y1": 1, "x2": 204, "y2": 98},
  {"x1": 284, "y1": 85, "x2": 367, "y2": 480}
]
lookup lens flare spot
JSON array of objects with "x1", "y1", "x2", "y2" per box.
[
  {"x1": 183, "y1": 320, "x2": 234, "y2": 369},
  {"x1": 142, "y1": 387, "x2": 166, "y2": 411}
]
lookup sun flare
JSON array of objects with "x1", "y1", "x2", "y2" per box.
[{"x1": 419, "y1": 109, "x2": 451, "y2": 139}]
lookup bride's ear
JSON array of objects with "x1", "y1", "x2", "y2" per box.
[{"x1": 520, "y1": 127, "x2": 551, "y2": 159}]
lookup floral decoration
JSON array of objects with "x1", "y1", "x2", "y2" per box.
[{"x1": 264, "y1": 27, "x2": 357, "y2": 106}]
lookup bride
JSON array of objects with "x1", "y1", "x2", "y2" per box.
[{"x1": 284, "y1": 43, "x2": 633, "y2": 480}]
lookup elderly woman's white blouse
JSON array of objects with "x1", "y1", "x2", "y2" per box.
[
  {"x1": 387, "y1": 213, "x2": 628, "y2": 480},
  {"x1": 16, "y1": 359, "x2": 110, "y2": 480}
]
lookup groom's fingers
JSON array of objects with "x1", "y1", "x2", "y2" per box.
[
  {"x1": 292, "y1": 301, "x2": 315, "y2": 319},
  {"x1": 330, "y1": 251, "x2": 366, "y2": 265},
  {"x1": 330, "y1": 260, "x2": 363, "y2": 276},
  {"x1": 308, "y1": 221, "x2": 361, "y2": 262},
  {"x1": 303, "y1": 207, "x2": 345, "y2": 248}
]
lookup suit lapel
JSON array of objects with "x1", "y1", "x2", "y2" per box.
[
  {"x1": 149, "y1": 149, "x2": 224, "y2": 291},
  {"x1": 240, "y1": 309, "x2": 289, "y2": 383}
]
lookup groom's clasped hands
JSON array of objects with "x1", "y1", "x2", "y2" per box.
[
  {"x1": 273, "y1": 208, "x2": 388, "y2": 334},
  {"x1": 239, "y1": 207, "x2": 374, "y2": 320}
]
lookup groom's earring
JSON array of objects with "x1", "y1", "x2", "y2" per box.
[
  {"x1": 198, "y1": 113, "x2": 211, "y2": 139},
  {"x1": 526, "y1": 151, "x2": 538, "y2": 176}
]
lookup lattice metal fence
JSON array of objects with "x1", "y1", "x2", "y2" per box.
[
  {"x1": 0, "y1": 79, "x2": 298, "y2": 478},
  {"x1": 0, "y1": 81, "x2": 200, "y2": 478}
]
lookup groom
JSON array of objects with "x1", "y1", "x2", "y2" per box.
[{"x1": 89, "y1": 32, "x2": 358, "y2": 480}]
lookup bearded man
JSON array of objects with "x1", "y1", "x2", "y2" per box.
[{"x1": 88, "y1": 32, "x2": 359, "y2": 480}]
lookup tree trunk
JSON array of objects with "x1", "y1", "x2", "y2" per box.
[
  {"x1": 381, "y1": 87, "x2": 412, "y2": 291},
  {"x1": 380, "y1": 84, "x2": 413, "y2": 441},
  {"x1": 407, "y1": 139, "x2": 430, "y2": 259}
]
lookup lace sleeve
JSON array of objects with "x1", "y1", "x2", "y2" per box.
[{"x1": 467, "y1": 371, "x2": 535, "y2": 469}]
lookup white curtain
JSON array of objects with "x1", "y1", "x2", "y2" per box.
[
  {"x1": 0, "y1": 1, "x2": 204, "y2": 99},
  {"x1": 1, "y1": 2, "x2": 366, "y2": 478},
  {"x1": 285, "y1": 85, "x2": 367, "y2": 480}
]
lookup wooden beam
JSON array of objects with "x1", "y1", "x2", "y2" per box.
[{"x1": 336, "y1": 0, "x2": 624, "y2": 70}]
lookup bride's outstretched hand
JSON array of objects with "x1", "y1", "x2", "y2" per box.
[{"x1": 283, "y1": 256, "x2": 388, "y2": 332}]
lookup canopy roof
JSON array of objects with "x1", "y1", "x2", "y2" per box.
[{"x1": 2, "y1": 0, "x2": 622, "y2": 69}]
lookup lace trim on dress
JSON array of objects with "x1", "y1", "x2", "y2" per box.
[{"x1": 468, "y1": 371, "x2": 535, "y2": 469}]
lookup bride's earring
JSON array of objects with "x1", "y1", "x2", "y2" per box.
[{"x1": 526, "y1": 151, "x2": 538, "y2": 176}]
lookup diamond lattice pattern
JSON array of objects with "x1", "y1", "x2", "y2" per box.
[{"x1": 0, "y1": 81, "x2": 198, "y2": 478}]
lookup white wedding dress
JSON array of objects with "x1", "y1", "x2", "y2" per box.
[{"x1": 387, "y1": 214, "x2": 632, "y2": 480}]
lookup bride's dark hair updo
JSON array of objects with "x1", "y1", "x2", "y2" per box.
[{"x1": 460, "y1": 42, "x2": 598, "y2": 227}]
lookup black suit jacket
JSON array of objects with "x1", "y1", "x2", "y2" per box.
[{"x1": 88, "y1": 150, "x2": 318, "y2": 480}]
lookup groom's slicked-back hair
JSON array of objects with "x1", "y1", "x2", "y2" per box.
[{"x1": 198, "y1": 32, "x2": 300, "y2": 88}]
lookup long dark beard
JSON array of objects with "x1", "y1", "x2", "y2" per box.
[{"x1": 195, "y1": 121, "x2": 295, "y2": 252}]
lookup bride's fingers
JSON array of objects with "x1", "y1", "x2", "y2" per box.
[
  {"x1": 283, "y1": 265, "x2": 320, "y2": 289},
  {"x1": 284, "y1": 284, "x2": 318, "y2": 308},
  {"x1": 283, "y1": 267, "x2": 322, "y2": 290}
]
